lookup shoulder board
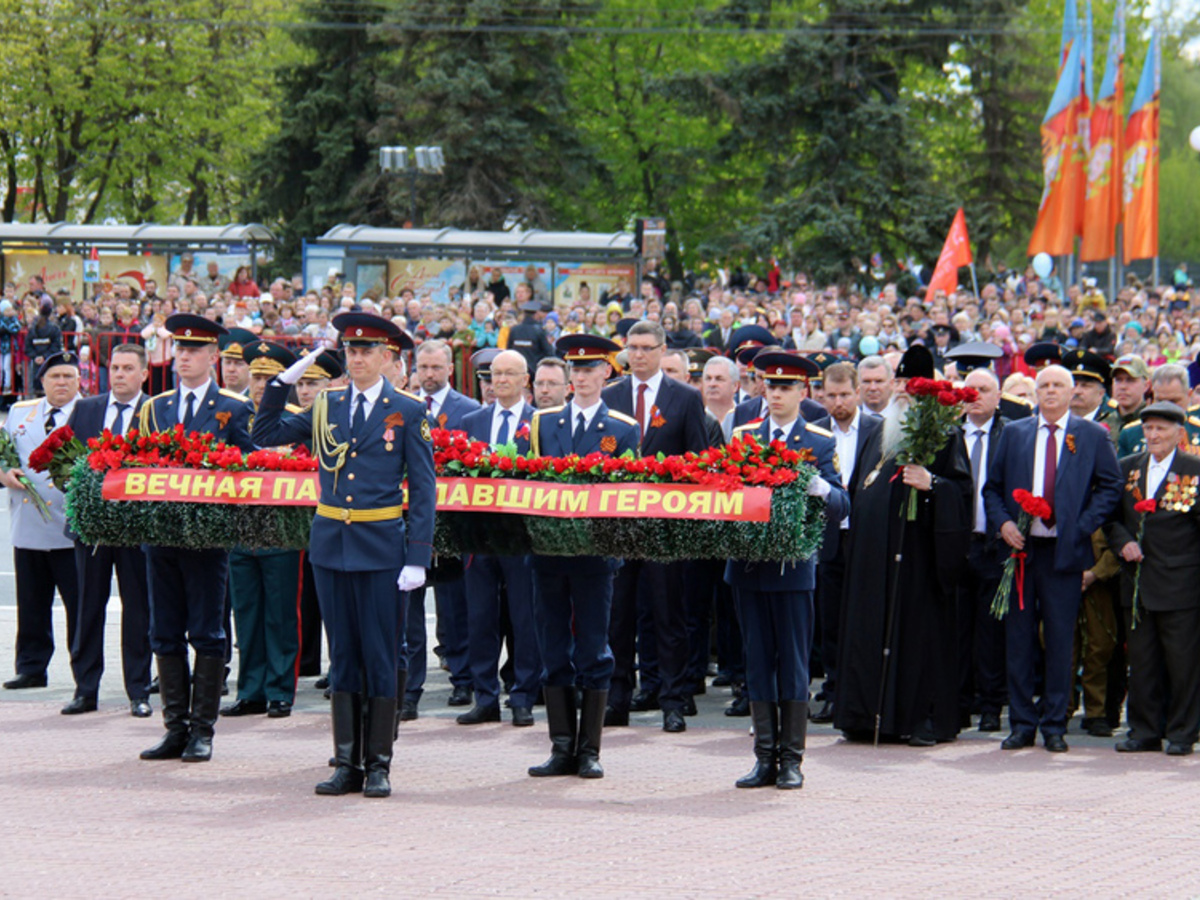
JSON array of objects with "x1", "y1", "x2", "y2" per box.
[
  {"x1": 10, "y1": 398, "x2": 38, "y2": 409},
  {"x1": 219, "y1": 388, "x2": 252, "y2": 404},
  {"x1": 285, "y1": 403, "x2": 305, "y2": 415},
  {"x1": 607, "y1": 410, "x2": 638, "y2": 427},
  {"x1": 1105, "y1": 397, "x2": 1119, "y2": 410},
  {"x1": 732, "y1": 423, "x2": 759, "y2": 437},
  {"x1": 536, "y1": 405, "x2": 564, "y2": 417},
  {"x1": 805, "y1": 423, "x2": 834, "y2": 438},
  {"x1": 397, "y1": 388, "x2": 422, "y2": 403},
  {"x1": 323, "y1": 386, "x2": 348, "y2": 397},
  {"x1": 1189, "y1": 416, "x2": 1200, "y2": 428},
  {"x1": 1189, "y1": 404, "x2": 1200, "y2": 414},
  {"x1": 1125, "y1": 419, "x2": 1141, "y2": 429},
  {"x1": 150, "y1": 389, "x2": 175, "y2": 402},
  {"x1": 1001, "y1": 392, "x2": 1033, "y2": 408}
]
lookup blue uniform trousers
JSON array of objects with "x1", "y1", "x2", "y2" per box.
[
  {"x1": 145, "y1": 546, "x2": 228, "y2": 659},
  {"x1": 531, "y1": 556, "x2": 615, "y2": 690},
  {"x1": 1006, "y1": 538, "x2": 1081, "y2": 738},
  {"x1": 464, "y1": 554, "x2": 542, "y2": 708},
  {"x1": 312, "y1": 564, "x2": 402, "y2": 698},
  {"x1": 735, "y1": 588, "x2": 813, "y2": 703}
]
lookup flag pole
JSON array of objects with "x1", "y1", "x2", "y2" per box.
[{"x1": 969, "y1": 264, "x2": 980, "y2": 299}]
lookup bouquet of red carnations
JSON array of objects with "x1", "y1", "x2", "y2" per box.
[
  {"x1": 28, "y1": 425, "x2": 88, "y2": 492},
  {"x1": 1130, "y1": 498, "x2": 1157, "y2": 628},
  {"x1": 894, "y1": 377, "x2": 978, "y2": 520},
  {"x1": 990, "y1": 489, "x2": 1053, "y2": 619}
]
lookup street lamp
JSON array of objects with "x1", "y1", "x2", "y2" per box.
[{"x1": 379, "y1": 145, "x2": 445, "y2": 227}]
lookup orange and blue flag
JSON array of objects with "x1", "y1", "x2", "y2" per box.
[
  {"x1": 1123, "y1": 29, "x2": 1159, "y2": 264},
  {"x1": 1080, "y1": 1, "x2": 1124, "y2": 261}
]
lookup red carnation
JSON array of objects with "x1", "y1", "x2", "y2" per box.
[{"x1": 1134, "y1": 499, "x2": 1157, "y2": 515}]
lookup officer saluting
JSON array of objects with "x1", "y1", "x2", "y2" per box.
[
  {"x1": 726, "y1": 351, "x2": 849, "y2": 790},
  {"x1": 527, "y1": 334, "x2": 639, "y2": 780},
  {"x1": 253, "y1": 312, "x2": 435, "y2": 799},
  {"x1": 137, "y1": 316, "x2": 255, "y2": 764}
]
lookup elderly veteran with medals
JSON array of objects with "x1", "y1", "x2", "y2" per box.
[
  {"x1": 137, "y1": 315, "x2": 256, "y2": 764},
  {"x1": 726, "y1": 352, "x2": 849, "y2": 790},
  {"x1": 527, "y1": 334, "x2": 639, "y2": 780},
  {"x1": 1105, "y1": 402, "x2": 1200, "y2": 756},
  {"x1": 252, "y1": 312, "x2": 435, "y2": 799}
]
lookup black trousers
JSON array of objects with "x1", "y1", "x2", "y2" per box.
[
  {"x1": 1125, "y1": 606, "x2": 1200, "y2": 745},
  {"x1": 957, "y1": 535, "x2": 1007, "y2": 717},
  {"x1": 13, "y1": 547, "x2": 78, "y2": 676},
  {"x1": 70, "y1": 541, "x2": 151, "y2": 700},
  {"x1": 297, "y1": 553, "x2": 324, "y2": 677},
  {"x1": 608, "y1": 560, "x2": 689, "y2": 713},
  {"x1": 816, "y1": 533, "x2": 849, "y2": 698}
]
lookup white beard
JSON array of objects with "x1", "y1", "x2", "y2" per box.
[{"x1": 879, "y1": 399, "x2": 909, "y2": 461}]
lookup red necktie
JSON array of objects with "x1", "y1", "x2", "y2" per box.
[
  {"x1": 1043, "y1": 423, "x2": 1057, "y2": 527},
  {"x1": 425, "y1": 395, "x2": 434, "y2": 413},
  {"x1": 635, "y1": 383, "x2": 648, "y2": 436}
]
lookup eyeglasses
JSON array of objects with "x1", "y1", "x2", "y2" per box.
[{"x1": 625, "y1": 343, "x2": 663, "y2": 354}]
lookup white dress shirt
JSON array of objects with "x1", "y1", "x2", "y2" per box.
[
  {"x1": 105, "y1": 392, "x2": 143, "y2": 432},
  {"x1": 349, "y1": 377, "x2": 385, "y2": 422},
  {"x1": 1030, "y1": 411, "x2": 1069, "y2": 538},
  {"x1": 631, "y1": 370, "x2": 664, "y2": 434},
  {"x1": 571, "y1": 399, "x2": 601, "y2": 435},
  {"x1": 421, "y1": 383, "x2": 451, "y2": 418},
  {"x1": 964, "y1": 418, "x2": 994, "y2": 534},
  {"x1": 178, "y1": 380, "x2": 212, "y2": 425},
  {"x1": 490, "y1": 400, "x2": 527, "y2": 446},
  {"x1": 1146, "y1": 449, "x2": 1176, "y2": 500},
  {"x1": 832, "y1": 410, "x2": 860, "y2": 529}
]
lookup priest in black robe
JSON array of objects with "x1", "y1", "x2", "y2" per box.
[{"x1": 833, "y1": 350, "x2": 972, "y2": 745}]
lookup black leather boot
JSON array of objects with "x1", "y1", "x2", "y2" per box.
[
  {"x1": 394, "y1": 670, "x2": 408, "y2": 739},
  {"x1": 363, "y1": 696, "x2": 398, "y2": 798},
  {"x1": 777, "y1": 700, "x2": 807, "y2": 790},
  {"x1": 528, "y1": 685, "x2": 578, "y2": 777},
  {"x1": 576, "y1": 689, "x2": 607, "y2": 779},
  {"x1": 736, "y1": 701, "x2": 779, "y2": 788},
  {"x1": 140, "y1": 655, "x2": 191, "y2": 760},
  {"x1": 182, "y1": 654, "x2": 224, "y2": 763},
  {"x1": 316, "y1": 692, "x2": 364, "y2": 795}
]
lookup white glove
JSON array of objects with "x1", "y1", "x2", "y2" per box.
[
  {"x1": 807, "y1": 475, "x2": 832, "y2": 498},
  {"x1": 397, "y1": 565, "x2": 426, "y2": 592},
  {"x1": 279, "y1": 350, "x2": 323, "y2": 385}
]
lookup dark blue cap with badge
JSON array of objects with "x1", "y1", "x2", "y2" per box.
[
  {"x1": 333, "y1": 311, "x2": 403, "y2": 345},
  {"x1": 166, "y1": 314, "x2": 227, "y2": 347},
  {"x1": 1061, "y1": 348, "x2": 1111, "y2": 385},
  {"x1": 728, "y1": 324, "x2": 773, "y2": 360},
  {"x1": 558, "y1": 334, "x2": 620, "y2": 368},
  {"x1": 36, "y1": 350, "x2": 79, "y2": 381},
  {"x1": 471, "y1": 347, "x2": 501, "y2": 379},
  {"x1": 1023, "y1": 341, "x2": 1063, "y2": 369},
  {"x1": 753, "y1": 350, "x2": 820, "y2": 383}
]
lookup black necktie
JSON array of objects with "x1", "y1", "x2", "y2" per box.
[
  {"x1": 353, "y1": 394, "x2": 367, "y2": 434},
  {"x1": 772, "y1": 427, "x2": 785, "y2": 444},
  {"x1": 112, "y1": 402, "x2": 130, "y2": 436},
  {"x1": 182, "y1": 393, "x2": 195, "y2": 429},
  {"x1": 45, "y1": 408, "x2": 58, "y2": 432},
  {"x1": 573, "y1": 411, "x2": 586, "y2": 452},
  {"x1": 497, "y1": 409, "x2": 512, "y2": 446}
]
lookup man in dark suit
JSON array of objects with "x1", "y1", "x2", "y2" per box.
[
  {"x1": 1106, "y1": 402, "x2": 1200, "y2": 756},
  {"x1": 956, "y1": 367, "x2": 1009, "y2": 732},
  {"x1": 726, "y1": 352, "x2": 850, "y2": 789},
  {"x1": 601, "y1": 320, "x2": 708, "y2": 732},
  {"x1": 528, "y1": 334, "x2": 639, "y2": 779},
  {"x1": 456, "y1": 350, "x2": 541, "y2": 727},
  {"x1": 984, "y1": 364, "x2": 1122, "y2": 752},
  {"x1": 404, "y1": 339, "x2": 481, "y2": 719},
  {"x1": 64, "y1": 343, "x2": 152, "y2": 717},
  {"x1": 254, "y1": 312, "x2": 435, "y2": 798},
  {"x1": 808, "y1": 361, "x2": 880, "y2": 723},
  {"x1": 137, "y1": 316, "x2": 256, "y2": 764}
]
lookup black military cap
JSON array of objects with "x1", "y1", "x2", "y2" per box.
[
  {"x1": 36, "y1": 350, "x2": 78, "y2": 381},
  {"x1": 471, "y1": 347, "x2": 501, "y2": 379},
  {"x1": 1023, "y1": 342, "x2": 1063, "y2": 369},
  {"x1": 685, "y1": 348, "x2": 716, "y2": 376},
  {"x1": 218, "y1": 327, "x2": 258, "y2": 359},
  {"x1": 1061, "y1": 348, "x2": 1111, "y2": 385}
]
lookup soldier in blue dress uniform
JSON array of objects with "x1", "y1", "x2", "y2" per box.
[
  {"x1": 253, "y1": 312, "x2": 436, "y2": 799},
  {"x1": 527, "y1": 334, "x2": 640, "y2": 780},
  {"x1": 136, "y1": 315, "x2": 256, "y2": 764},
  {"x1": 725, "y1": 351, "x2": 850, "y2": 790}
]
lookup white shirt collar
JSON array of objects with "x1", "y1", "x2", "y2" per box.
[
  {"x1": 966, "y1": 417, "x2": 993, "y2": 436},
  {"x1": 570, "y1": 398, "x2": 602, "y2": 428},
  {"x1": 768, "y1": 416, "x2": 799, "y2": 439},
  {"x1": 1149, "y1": 449, "x2": 1175, "y2": 471},
  {"x1": 109, "y1": 391, "x2": 142, "y2": 409},
  {"x1": 1039, "y1": 411, "x2": 1070, "y2": 431},
  {"x1": 633, "y1": 370, "x2": 664, "y2": 394},
  {"x1": 833, "y1": 409, "x2": 860, "y2": 435},
  {"x1": 351, "y1": 377, "x2": 385, "y2": 406},
  {"x1": 180, "y1": 380, "x2": 211, "y2": 403}
]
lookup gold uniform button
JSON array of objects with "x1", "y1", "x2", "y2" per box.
[
  {"x1": 346, "y1": 496, "x2": 353, "y2": 502},
  {"x1": 348, "y1": 473, "x2": 355, "y2": 480},
  {"x1": 350, "y1": 451, "x2": 357, "y2": 458}
]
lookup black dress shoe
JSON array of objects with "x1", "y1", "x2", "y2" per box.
[
  {"x1": 978, "y1": 712, "x2": 1002, "y2": 733},
  {"x1": 220, "y1": 699, "x2": 267, "y2": 717},
  {"x1": 725, "y1": 694, "x2": 750, "y2": 717},
  {"x1": 603, "y1": 706, "x2": 629, "y2": 727},
  {"x1": 61, "y1": 695, "x2": 98, "y2": 715},
  {"x1": 1115, "y1": 737, "x2": 1163, "y2": 753},
  {"x1": 313, "y1": 674, "x2": 330, "y2": 690},
  {"x1": 1082, "y1": 718, "x2": 1113, "y2": 737},
  {"x1": 809, "y1": 699, "x2": 834, "y2": 723},
  {"x1": 1044, "y1": 734, "x2": 1068, "y2": 753},
  {"x1": 682, "y1": 697, "x2": 698, "y2": 717},
  {"x1": 712, "y1": 673, "x2": 732, "y2": 687},
  {"x1": 267, "y1": 700, "x2": 293, "y2": 718},
  {"x1": 908, "y1": 733, "x2": 936, "y2": 747},
  {"x1": 399, "y1": 698, "x2": 419, "y2": 721},
  {"x1": 148, "y1": 676, "x2": 159, "y2": 695},
  {"x1": 511, "y1": 706, "x2": 534, "y2": 727},
  {"x1": 1166, "y1": 742, "x2": 1194, "y2": 756},
  {"x1": 130, "y1": 698, "x2": 153, "y2": 718},
  {"x1": 1001, "y1": 732, "x2": 1035, "y2": 750},
  {"x1": 693, "y1": 681, "x2": 707, "y2": 696},
  {"x1": 3, "y1": 672, "x2": 47, "y2": 690},
  {"x1": 447, "y1": 685, "x2": 473, "y2": 707},
  {"x1": 630, "y1": 690, "x2": 660, "y2": 712},
  {"x1": 456, "y1": 703, "x2": 500, "y2": 725},
  {"x1": 663, "y1": 709, "x2": 687, "y2": 733}
]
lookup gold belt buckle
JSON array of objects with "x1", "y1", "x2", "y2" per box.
[{"x1": 343, "y1": 507, "x2": 352, "y2": 524}]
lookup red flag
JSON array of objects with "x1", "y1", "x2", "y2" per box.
[{"x1": 925, "y1": 208, "x2": 972, "y2": 304}]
